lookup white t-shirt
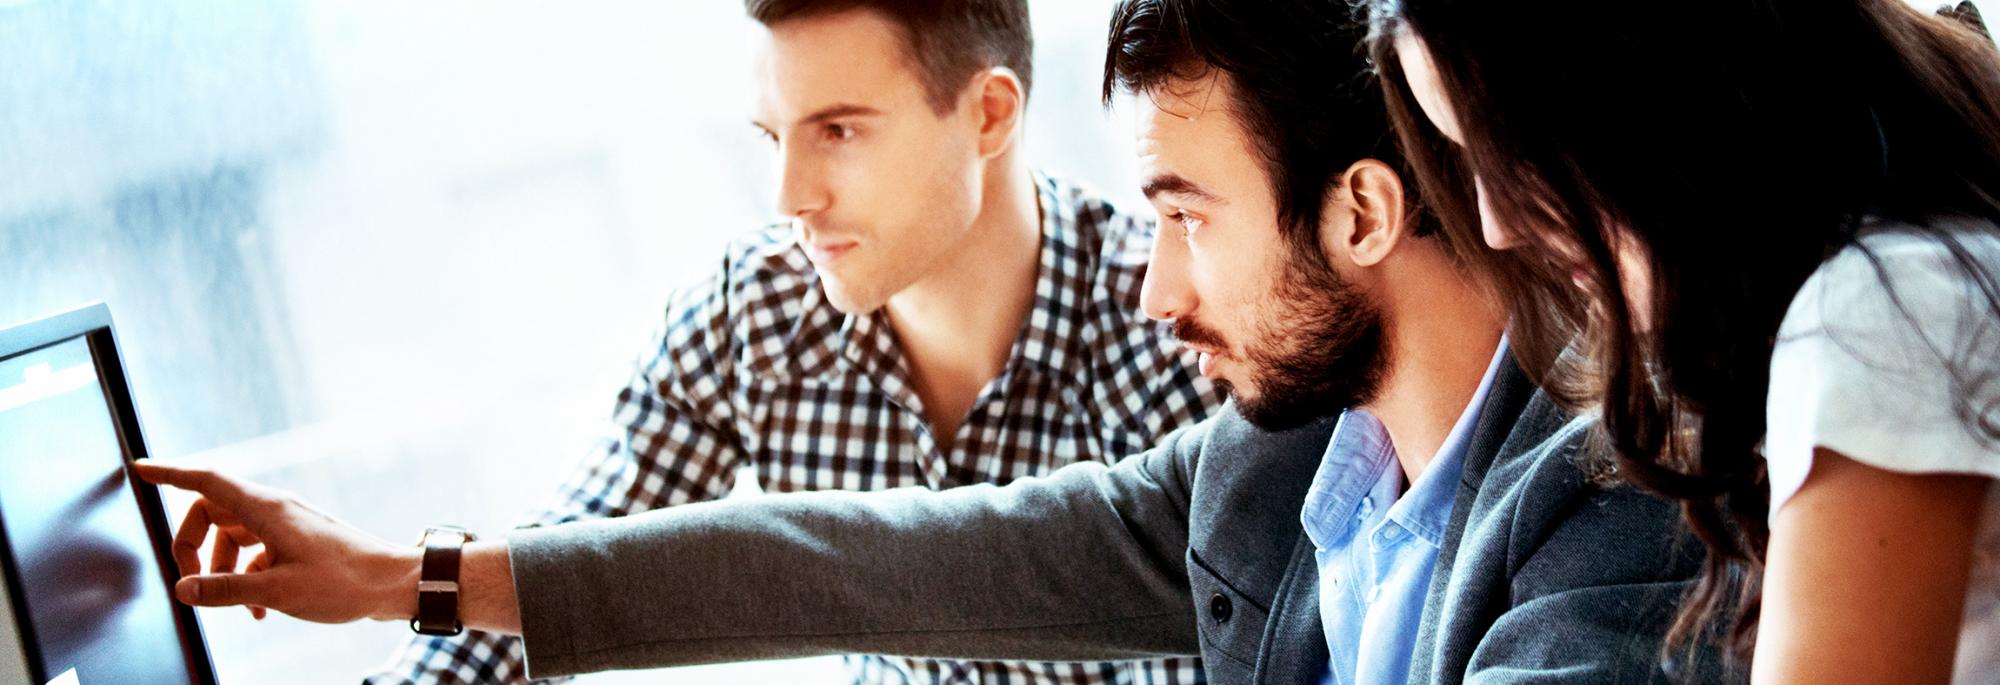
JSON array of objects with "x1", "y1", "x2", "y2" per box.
[{"x1": 1766, "y1": 222, "x2": 2000, "y2": 684}]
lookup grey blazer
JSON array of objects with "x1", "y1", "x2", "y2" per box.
[{"x1": 508, "y1": 360, "x2": 1730, "y2": 683}]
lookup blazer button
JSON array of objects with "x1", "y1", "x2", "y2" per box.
[{"x1": 1209, "y1": 593, "x2": 1233, "y2": 624}]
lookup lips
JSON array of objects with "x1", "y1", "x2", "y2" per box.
[
  {"x1": 793, "y1": 219, "x2": 860, "y2": 264},
  {"x1": 1180, "y1": 343, "x2": 1225, "y2": 378},
  {"x1": 1197, "y1": 351, "x2": 1219, "y2": 378},
  {"x1": 801, "y1": 238, "x2": 858, "y2": 264}
]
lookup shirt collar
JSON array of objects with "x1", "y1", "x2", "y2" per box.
[
  {"x1": 996, "y1": 171, "x2": 1087, "y2": 377},
  {"x1": 1300, "y1": 410, "x2": 1399, "y2": 547}
]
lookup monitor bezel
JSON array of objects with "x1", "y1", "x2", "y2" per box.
[{"x1": 0, "y1": 303, "x2": 221, "y2": 685}]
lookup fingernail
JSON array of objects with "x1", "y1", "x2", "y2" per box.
[{"x1": 177, "y1": 579, "x2": 198, "y2": 603}]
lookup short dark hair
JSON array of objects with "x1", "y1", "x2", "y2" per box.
[
  {"x1": 1102, "y1": 0, "x2": 1439, "y2": 275},
  {"x1": 746, "y1": 0, "x2": 1033, "y2": 114}
]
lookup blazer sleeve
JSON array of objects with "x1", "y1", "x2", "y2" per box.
[{"x1": 504, "y1": 411, "x2": 1222, "y2": 679}]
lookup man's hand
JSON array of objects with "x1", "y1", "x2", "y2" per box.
[{"x1": 132, "y1": 461, "x2": 420, "y2": 625}]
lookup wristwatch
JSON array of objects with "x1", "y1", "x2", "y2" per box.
[{"x1": 412, "y1": 525, "x2": 477, "y2": 636}]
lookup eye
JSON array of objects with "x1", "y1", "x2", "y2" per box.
[
  {"x1": 1166, "y1": 210, "x2": 1204, "y2": 239},
  {"x1": 824, "y1": 123, "x2": 856, "y2": 141},
  {"x1": 754, "y1": 127, "x2": 779, "y2": 146}
]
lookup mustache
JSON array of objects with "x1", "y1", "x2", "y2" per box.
[{"x1": 1170, "y1": 318, "x2": 1229, "y2": 352}]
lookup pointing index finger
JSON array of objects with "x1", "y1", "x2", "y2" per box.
[{"x1": 132, "y1": 461, "x2": 267, "y2": 513}]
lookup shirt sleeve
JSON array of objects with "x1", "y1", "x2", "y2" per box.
[
  {"x1": 535, "y1": 275, "x2": 751, "y2": 523},
  {"x1": 364, "y1": 265, "x2": 753, "y2": 684},
  {"x1": 1766, "y1": 231, "x2": 2000, "y2": 517}
]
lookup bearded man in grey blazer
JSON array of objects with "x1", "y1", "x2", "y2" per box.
[{"x1": 136, "y1": 0, "x2": 1730, "y2": 683}]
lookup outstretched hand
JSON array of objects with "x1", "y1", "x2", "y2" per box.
[{"x1": 132, "y1": 461, "x2": 419, "y2": 625}]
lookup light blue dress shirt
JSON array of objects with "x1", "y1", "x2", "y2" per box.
[{"x1": 1302, "y1": 341, "x2": 1506, "y2": 685}]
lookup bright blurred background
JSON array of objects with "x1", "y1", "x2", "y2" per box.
[{"x1": 2, "y1": 1, "x2": 1993, "y2": 683}]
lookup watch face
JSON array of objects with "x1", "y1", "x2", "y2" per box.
[
  {"x1": 409, "y1": 617, "x2": 465, "y2": 638},
  {"x1": 421, "y1": 527, "x2": 473, "y2": 546}
]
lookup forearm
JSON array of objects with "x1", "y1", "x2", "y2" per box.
[{"x1": 374, "y1": 541, "x2": 524, "y2": 636}]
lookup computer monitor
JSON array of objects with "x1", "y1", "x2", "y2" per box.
[{"x1": 0, "y1": 304, "x2": 219, "y2": 685}]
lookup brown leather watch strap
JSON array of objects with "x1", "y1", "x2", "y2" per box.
[{"x1": 412, "y1": 526, "x2": 476, "y2": 636}]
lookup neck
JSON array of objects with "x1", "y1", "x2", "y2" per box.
[
  {"x1": 884, "y1": 153, "x2": 1042, "y2": 440},
  {"x1": 1362, "y1": 248, "x2": 1505, "y2": 485}
]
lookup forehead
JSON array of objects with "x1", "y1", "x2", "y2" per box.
[
  {"x1": 1133, "y1": 75, "x2": 1271, "y2": 202},
  {"x1": 752, "y1": 9, "x2": 930, "y2": 121},
  {"x1": 1394, "y1": 31, "x2": 1464, "y2": 144}
]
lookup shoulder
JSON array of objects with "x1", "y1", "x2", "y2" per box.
[
  {"x1": 1477, "y1": 399, "x2": 1694, "y2": 575},
  {"x1": 1040, "y1": 173, "x2": 1218, "y2": 422},
  {"x1": 1774, "y1": 218, "x2": 2000, "y2": 412},
  {"x1": 1038, "y1": 174, "x2": 1201, "y2": 366},
  {"x1": 1783, "y1": 219, "x2": 2000, "y2": 342},
  {"x1": 1187, "y1": 409, "x2": 1334, "y2": 526},
  {"x1": 1184, "y1": 405, "x2": 1336, "y2": 577},
  {"x1": 1477, "y1": 399, "x2": 1597, "y2": 524},
  {"x1": 1189, "y1": 406, "x2": 1339, "y2": 476},
  {"x1": 1149, "y1": 404, "x2": 1338, "y2": 528},
  {"x1": 1041, "y1": 173, "x2": 1160, "y2": 305},
  {"x1": 1767, "y1": 218, "x2": 2000, "y2": 506},
  {"x1": 653, "y1": 224, "x2": 829, "y2": 374}
]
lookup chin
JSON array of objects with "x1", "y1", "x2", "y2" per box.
[{"x1": 819, "y1": 279, "x2": 888, "y2": 315}]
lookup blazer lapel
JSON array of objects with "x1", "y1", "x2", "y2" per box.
[
  {"x1": 1258, "y1": 531, "x2": 1331, "y2": 685},
  {"x1": 1405, "y1": 354, "x2": 1539, "y2": 683}
]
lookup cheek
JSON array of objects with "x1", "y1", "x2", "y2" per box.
[
  {"x1": 1219, "y1": 243, "x2": 1291, "y2": 342},
  {"x1": 842, "y1": 133, "x2": 970, "y2": 229},
  {"x1": 1175, "y1": 236, "x2": 1245, "y2": 334},
  {"x1": 869, "y1": 133, "x2": 982, "y2": 260},
  {"x1": 905, "y1": 129, "x2": 983, "y2": 208}
]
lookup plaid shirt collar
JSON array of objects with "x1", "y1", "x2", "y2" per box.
[{"x1": 759, "y1": 172, "x2": 1089, "y2": 400}]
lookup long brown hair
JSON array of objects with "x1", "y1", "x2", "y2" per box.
[{"x1": 1369, "y1": 0, "x2": 2000, "y2": 670}]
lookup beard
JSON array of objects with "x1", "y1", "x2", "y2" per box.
[{"x1": 1174, "y1": 256, "x2": 1390, "y2": 431}]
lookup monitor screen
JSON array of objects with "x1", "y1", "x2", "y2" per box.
[{"x1": 0, "y1": 334, "x2": 205, "y2": 684}]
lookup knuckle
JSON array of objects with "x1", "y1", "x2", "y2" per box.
[
  {"x1": 259, "y1": 491, "x2": 296, "y2": 510},
  {"x1": 200, "y1": 576, "x2": 230, "y2": 603}
]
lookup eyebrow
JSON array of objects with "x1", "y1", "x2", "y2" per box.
[
  {"x1": 753, "y1": 103, "x2": 886, "y2": 135},
  {"x1": 1142, "y1": 174, "x2": 1226, "y2": 205},
  {"x1": 801, "y1": 103, "x2": 885, "y2": 125}
]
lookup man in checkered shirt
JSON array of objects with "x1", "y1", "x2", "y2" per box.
[{"x1": 364, "y1": 1, "x2": 1220, "y2": 683}]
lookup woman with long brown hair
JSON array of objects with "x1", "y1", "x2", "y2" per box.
[{"x1": 1366, "y1": 0, "x2": 2000, "y2": 682}]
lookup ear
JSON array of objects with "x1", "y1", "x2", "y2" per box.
[
  {"x1": 1332, "y1": 159, "x2": 1409, "y2": 268},
  {"x1": 970, "y1": 67, "x2": 1027, "y2": 159}
]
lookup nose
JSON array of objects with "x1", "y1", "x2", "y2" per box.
[
  {"x1": 1140, "y1": 227, "x2": 1197, "y2": 322},
  {"x1": 775, "y1": 143, "x2": 830, "y2": 220},
  {"x1": 1475, "y1": 176, "x2": 1520, "y2": 251}
]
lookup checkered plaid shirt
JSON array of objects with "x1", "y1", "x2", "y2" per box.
[{"x1": 364, "y1": 173, "x2": 1223, "y2": 685}]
